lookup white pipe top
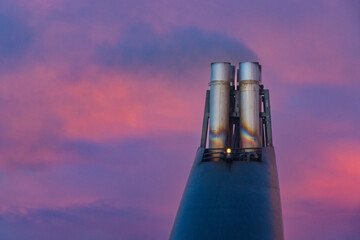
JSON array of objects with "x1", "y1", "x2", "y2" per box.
[
  {"x1": 238, "y1": 62, "x2": 261, "y2": 81},
  {"x1": 210, "y1": 62, "x2": 232, "y2": 82}
]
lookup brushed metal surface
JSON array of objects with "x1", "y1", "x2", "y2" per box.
[
  {"x1": 208, "y1": 62, "x2": 232, "y2": 149},
  {"x1": 238, "y1": 62, "x2": 262, "y2": 148}
]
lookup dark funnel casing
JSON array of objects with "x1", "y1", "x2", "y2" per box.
[{"x1": 170, "y1": 62, "x2": 284, "y2": 240}]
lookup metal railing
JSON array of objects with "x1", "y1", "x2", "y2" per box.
[{"x1": 202, "y1": 148, "x2": 262, "y2": 162}]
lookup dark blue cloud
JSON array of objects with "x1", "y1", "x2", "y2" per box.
[
  {"x1": 0, "y1": 204, "x2": 169, "y2": 240},
  {"x1": 97, "y1": 24, "x2": 257, "y2": 75},
  {"x1": 0, "y1": 12, "x2": 32, "y2": 60},
  {"x1": 52, "y1": 133, "x2": 198, "y2": 205}
]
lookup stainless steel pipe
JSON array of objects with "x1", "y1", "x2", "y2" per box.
[
  {"x1": 238, "y1": 62, "x2": 262, "y2": 148},
  {"x1": 208, "y1": 62, "x2": 232, "y2": 148}
]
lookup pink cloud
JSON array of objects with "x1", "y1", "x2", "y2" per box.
[
  {"x1": 302, "y1": 140, "x2": 360, "y2": 207},
  {"x1": 282, "y1": 138, "x2": 360, "y2": 215},
  {"x1": 54, "y1": 70, "x2": 200, "y2": 141},
  {"x1": 0, "y1": 63, "x2": 203, "y2": 168}
]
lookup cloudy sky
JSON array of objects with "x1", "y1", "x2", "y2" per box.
[{"x1": 0, "y1": 0, "x2": 359, "y2": 239}]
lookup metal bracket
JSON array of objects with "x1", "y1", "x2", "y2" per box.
[
  {"x1": 260, "y1": 89, "x2": 273, "y2": 147},
  {"x1": 200, "y1": 90, "x2": 210, "y2": 148}
]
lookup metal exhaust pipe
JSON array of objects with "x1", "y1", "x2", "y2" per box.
[
  {"x1": 238, "y1": 62, "x2": 262, "y2": 148},
  {"x1": 208, "y1": 62, "x2": 232, "y2": 149}
]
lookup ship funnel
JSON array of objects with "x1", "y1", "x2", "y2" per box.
[{"x1": 170, "y1": 61, "x2": 284, "y2": 240}]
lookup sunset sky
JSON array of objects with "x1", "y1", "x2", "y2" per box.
[{"x1": 0, "y1": 0, "x2": 359, "y2": 239}]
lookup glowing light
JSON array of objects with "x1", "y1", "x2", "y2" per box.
[{"x1": 226, "y1": 148, "x2": 231, "y2": 154}]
